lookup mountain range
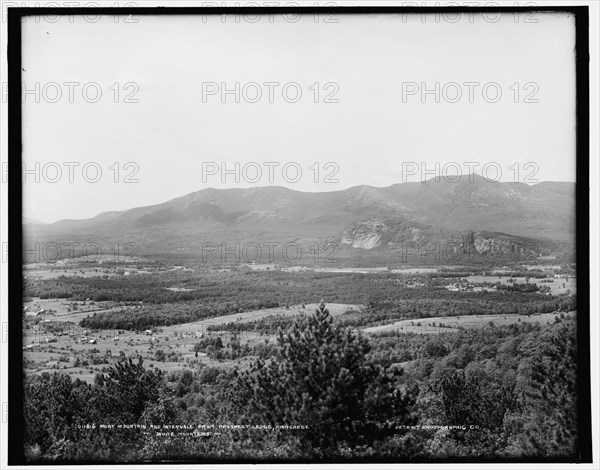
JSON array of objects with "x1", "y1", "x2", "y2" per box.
[{"x1": 24, "y1": 174, "x2": 575, "y2": 263}]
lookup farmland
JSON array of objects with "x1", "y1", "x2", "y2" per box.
[
  {"x1": 23, "y1": 302, "x2": 356, "y2": 383},
  {"x1": 21, "y1": 255, "x2": 579, "y2": 463},
  {"x1": 363, "y1": 310, "x2": 576, "y2": 334},
  {"x1": 22, "y1": 259, "x2": 576, "y2": 385}
]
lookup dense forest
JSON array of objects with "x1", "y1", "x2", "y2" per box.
[
  {"x1": 25, "y1": 269, "x2": 566, "y2": 305},
  {"x1": 78, "y1": 289, "x2": 575, "y2": 331},
  {"x1": 23, "y1": 304, "x2": 579, "y2": 462},
  {"x1": 24, "y1": 270, "x2": 571, "y2": 330},
  {"x1": 79, "y1": 300, "x2": 281, "y2": 330}
]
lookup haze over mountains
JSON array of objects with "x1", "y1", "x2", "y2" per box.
[
  {"x1": 25, "y1": 174, "x2": 575, "y2": 260},
  {"x1": 22, "y1": 217, "x2": 47, "y2": 225}
]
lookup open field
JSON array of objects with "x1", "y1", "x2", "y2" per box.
[
  {"x1": 23, "y1": 255, "x2": 164, "y2": 281},
  {"x1": 364, "y1": 311, "x2": 576, "y2": 335},
  {"x1": 256, "y1": 265, "x2": 439, "y2": 274},
  {"x1": 24, "y1": 325, "x2": 247, "y2": 381},
  {"x1": 465, "y1": 275, "x2": 575, "y2": 295},
  {"x1": 159, "y1": 302, "x2": 355, "y2": 331},
  {"x1": 23, "y1": 302, "x2": 358, "y2": 382},
  {"x1": 24, "y1": 297, "x2": 139, "y2": 322}
]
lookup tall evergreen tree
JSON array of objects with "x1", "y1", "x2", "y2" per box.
[{"x1": 231, "y1": 301, "x2": 418, "y2": 457}]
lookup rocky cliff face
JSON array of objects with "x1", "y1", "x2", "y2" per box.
[
  {"x1": 341, "y1": 220, "x2": 387, "y2": 249},
  {"x1": 341, "y1": 218, "x2": 561, "y2": 259}
]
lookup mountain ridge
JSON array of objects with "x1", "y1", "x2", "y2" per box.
[{"x1": 25, "y1": 174, "x2": 575, "y2": 260}]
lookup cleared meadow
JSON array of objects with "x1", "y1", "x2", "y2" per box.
[{"x1": 364, "y1": 311, "x2": 576, "y2": 335}]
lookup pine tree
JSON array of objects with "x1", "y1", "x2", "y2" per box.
[{"x1": 231, "y1": 301, "x2": 417, "y2": 457}]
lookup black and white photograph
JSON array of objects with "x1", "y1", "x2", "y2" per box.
[{"x1": 1, "y1": 2, "x2": 598, "y2": 467}]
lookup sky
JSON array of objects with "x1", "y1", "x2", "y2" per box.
[{"x1": 20, "y1": 11, "x2": 577, "y2": 223}]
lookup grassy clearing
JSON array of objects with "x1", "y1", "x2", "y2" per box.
[
  {"x1": 24, "y1": 303, "x2": 357, "y2": 383},
  {"x1": 363, "y1": 311, "x2": 576, "y2": 335}
]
